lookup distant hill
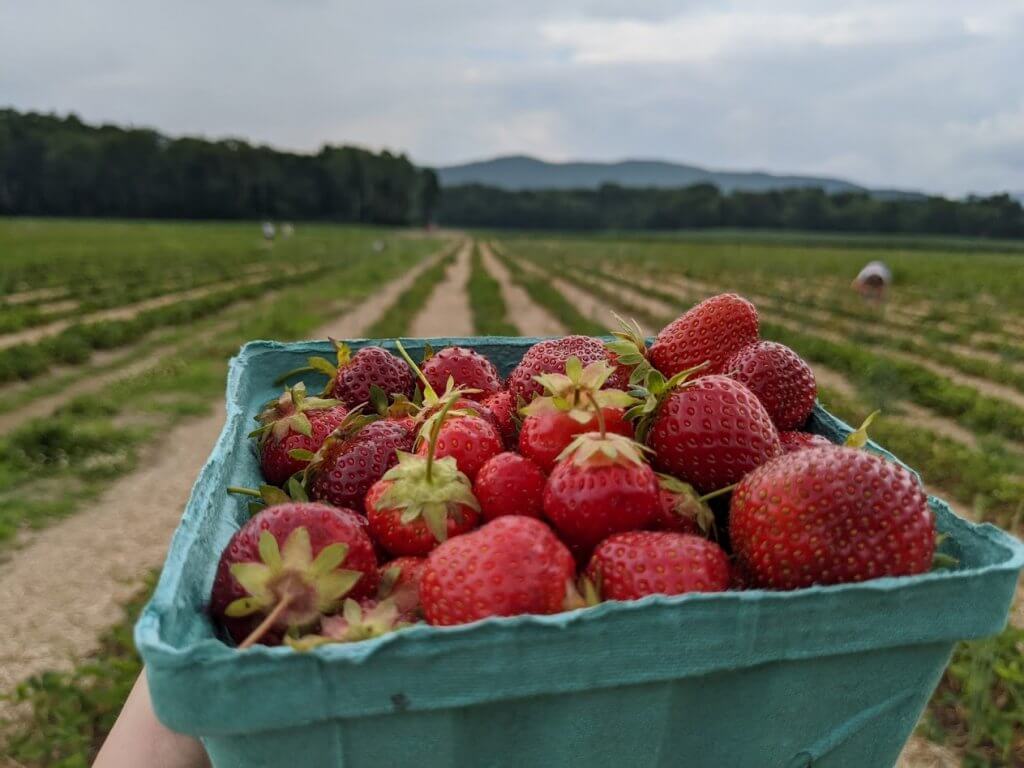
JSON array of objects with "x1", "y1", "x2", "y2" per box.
[{"x1": 437, "y1": 155, "x2": 924, "y2": 199}]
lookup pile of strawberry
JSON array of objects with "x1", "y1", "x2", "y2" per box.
[{"x1": 210, "y1": 294, "x2": 937, "y2": 650}]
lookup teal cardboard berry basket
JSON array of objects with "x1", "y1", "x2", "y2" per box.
[{"x1": 136, "y1": 337, "x2": 1024, "y2": 768}]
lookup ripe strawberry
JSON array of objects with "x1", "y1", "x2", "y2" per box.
[
  {"x1": 422, "y1": 346, "x2": 502, "y2": 401},
  {"x1": 507, "y1": 335, "x2": 611, "y2": 403},
  {"x1": 649, "y1": 293, "x2": 759, "y2": 378},
  {"x1": 378, "y1": 556, "x2": 426, "y2": 620},
  {"x1": 414, "y1": 414, "x2": 503, "y2": 481},
  {"x1": 420, "y1": 516, "x2": 575, "y2": 626},
  {"x1": 518, "y1": 357, "x2": 635, "y2": 472},
  {"x1": 646, "y1": 375, "x2": 782, "y2": 494},
  {"x1": 585, "y1": 531, "x2": 730, "y2": 601},
  {"x1": 301, "y1": 340, "x2": 414, "y2": 408},
  {"x1": 730, "y1": 445, "x2": 935, "y2": 590},
  {"x1": 652, "y1": 474, "x2": 715, "y2": 536},
  {"x1": 482, "y1": 390, "x2": 517, "y2": 448},
  {"x1": 723, "y1": 341, "x2": 816, "y2": 430},
  {"x1": 250, "y1": 383, "x2": 348, "y2": 486},
  {"x1": 307, "y1": 418, "x2": 414, "y2": 511},
  {"x1": 779, "y1": 430, "x2": 833, "y2": 453},
  {"x1": 473, "y1": 452, "x2": 546, "y2": 521},
  {"x1": 209, "y1": 502, "x2": 378, "y2": 647},
  {"x1": 543, "y1": 432, "x2": 659, "y2": 557}
]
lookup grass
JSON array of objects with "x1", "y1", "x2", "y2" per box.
[
  {"x1": 0, "y1": 574, "x2": 155, "y2": 767},
  {"x1": 363, "y1": 245, "x2": 457, "y2": 338},
  {"x1": 467, "y1": 243, "x2": 518, "y2": 335}
]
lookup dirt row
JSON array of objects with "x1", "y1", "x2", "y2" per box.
[
  {"x1": 0, "y1": 245, "x2": 452, "y2": 700},
  {"x1": 478, "y1": 242, "x2": 564, "y2": 336},
  {"x1": 409, "y1": 239, "x2": 475, "y2": 338}
]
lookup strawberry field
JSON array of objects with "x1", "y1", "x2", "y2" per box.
[{"x1": 1, "y1": 221, "x2": 1022, "y2": 767}]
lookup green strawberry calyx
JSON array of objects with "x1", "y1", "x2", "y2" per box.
[
  {"x1": 557, "y1": 431, "x2": 652, "y2": 468},
  {"x1": 226, "y1": 479, "x2": 309, "y2": 517},
  {"x1": 392, "y1": 339, "x2": 485, "y2": 440},
  {"x1": 225, "y1": 526, "x2": 363, "y2": 649},
  {"x1": 249, "y1": 382, "x2": 342, "y2": 445},
  {"x1": 521, "y1": 356, "x2": 636, "y2": 424},
  {"x1": 285, "y1": 598, "x2": 408, "y2": 651},
  {"x1": 844, "y1": 409, "x2": 881, "y2": 449},
  {"x1": 656, "y1": 473, "x2": 716, "y2": 535},
  {"x1": 274, "y1": 337, "x2": 351, "y2": 395},
  {"x1": 374, "y1": 452, "x2": 479, "y2": 543},
  {"x1": 604, "y1": 313, "x2": 653, "y2": 386}
]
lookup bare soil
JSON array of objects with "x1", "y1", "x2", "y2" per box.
[
  {"x1": 479, "y1": 242, "x2": 564, "y2": 336},
  {"x1": 408, "y1": 239, "x2": 475, "y2": 338}
]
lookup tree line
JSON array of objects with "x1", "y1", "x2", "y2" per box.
[
  {"x1": 436, "y1": 183, "x2": 1024, "y2": 238},
  {"x1": 0, "y1": 109, "x2": 438, "y2": 224}
]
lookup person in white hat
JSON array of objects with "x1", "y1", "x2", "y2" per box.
[{"x1": 852, "y1": 260, "x2": 892, "y2": 303}]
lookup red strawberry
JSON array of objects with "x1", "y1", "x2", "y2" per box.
[
  {"x1": 307, "y1": 418, "x2": 414, "y2": 511},
  {"x1": 730, "y1": 445, "x2": 935, "y2": 590},
  {"x1": 250, "y1": 383, "x2": 348, "y2": 486},
  {"x1": 303, "y1": 340, "x2": 414, "y2": 408},
  {"x1": 585, "y1": 531, "x2": 730, "y2": 601},
  {"x1": 414, "y1": 415, "x2": 503, "y2": 481},
  {"x1": 649, "y1": 293, "x2": 759, "y2": 378},
  {"x1": 507, "y1": 335, "x2": 610, "y2": 403},
  {"x1": 723, "y1": 341, "x2": 816, "y2": 430},
  {"x1": 646, "y1": 375, "x2": 782, "y2": 494},
  {"x1": 422, "y1": 346, "x2": 502, "y2": 401},
  {"x1": 482, "y1": 390, "x2": 517, "y2": 448},
  {"x1": 779, "y1": 430, "x2": 833, "y2": 453},
  {"x1": 420, "y1": 516, "x2": 575, "y2": 626},
  {"x1": 518, "y1": 356, "x2": 636, "y2": 472},
  {"x1": 543, "y1": 432, "x2": 659, "y2": 557},
  {"x1": 209, "y1": 502, "x2": 378, "y2": 647},
  {"x1": 378, "y1": 556, "x2": 426, "y2": 620},
  {"x1": 652, "y1": 474, "x2": 715, "y2": 536},
  {"x1": 473, "y1": 452, "x2": 546, "y2": 521},
  {"x1": 605, "y1": 314, "x2": 652, "y2": 389}
]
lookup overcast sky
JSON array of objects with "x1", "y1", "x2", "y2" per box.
[{"x1": 2, "y1": 0, "x2": 1022, "y2": 196}]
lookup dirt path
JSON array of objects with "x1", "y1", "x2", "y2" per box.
[
  {"x1": 408, "y1": 239, "x2": 474, "y2": 338},
  {"x1": 0, "y1": 267, "x2": 317, "y2": 352},
  {"x1": 514, "y1": 257, "x2": 624, "y2": 329},
  {"x1": 0, "y1": 245, "x2": 451, "y2": 700},
  {"x1": 479, "y1": 242, "x2": 564, "y2": 336}
]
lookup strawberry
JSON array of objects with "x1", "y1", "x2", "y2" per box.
[
  {"x1": 645, "y1": 375, "x2": 782, "y2": 494},
  {"x1": 649, "y1": 293, "x2": 759, "y2": 378},
  {"x1": 482, "y1": 390, "x2": 517, "y2": 448},
  {"x1": 377, "y1": 556, "x2": 426, "y2": 620},
  {"x1": 295, "y1": 340, "x2": 414, "y2": 408},
  {"x1": 652, "y1": 474, "x2": 715, "y2": 536},
  {"x1": 367, "y1": 402, "x2": 481, "y2": 556},
  {"x1": 250, "y1": 383, "x2": 348, "y2": 486},
  {"x1": 473, "y1": 452, "x2": 546, "y2": 521},
  {"x1": 420, "y1": 516, "x2": 575, "y2": 626},
  {"x1": 518, "y1": 357, "x2": 635, "y2": 473},
  {"x1": 422, "y1": 346, "x2": 502, "y2": 401},
  {"x1": 306, "y1": 418, "x2": 414, "y2": 511},
  {"x1": 209, "y1": 502, "x2": 378, "y2": 647},
  {"x1": 585, "y1": 531, "x2": 730, "y2": 601},
  {"x1": 779, "y1": 430, "x2": 833, "y2": 453},
  {"x1": 507, "y1": 335, "x2": 612, "y2": 403},
  {"x1": 543, "y1": 432, "x2": 659, "y2": 557},
  {"x1": 605, "y1": 314, "x2": 653, "y2": 388},
  {"x1": 730, "y1": 445, "x2": 935, "y2": 590},
  {"x1": 286, "y1": 597, "x2": 406, "y2": 649},
  {"x1": 414, "y1": 414, "x2": 503, "y2": 481},
  {"x1": 723, "y1": 341, "x2": 816, "y2": 430}
]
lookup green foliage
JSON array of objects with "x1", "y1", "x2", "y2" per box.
[
  {"x1": 923, "y1": 627, "x2": 1024, "y2": 767},
  {"x1": 0, "y1": 108, "x2": 437, "y2": 224},
  {"x1": 466, "y1": 244, "x2": 517, "y2": 335},
  {"x1": 1, "y1": 575, "x2": 155, "y2": 767},
  {"x1": 441, "y1": 183, "x2": 1024, "y2": 238}
]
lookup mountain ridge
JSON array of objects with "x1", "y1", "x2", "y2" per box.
[{"x1": 437, "y1": 154, "x2": 923, "y2": 199}]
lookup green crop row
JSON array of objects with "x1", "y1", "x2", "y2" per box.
[
  {"x1": 467, "y1": 244, "x2": 518, "y2": 336},
  {"x1": 490, "y1": 244, "x2": 605, "y2": 336}
]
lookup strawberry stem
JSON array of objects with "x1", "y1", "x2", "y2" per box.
[
  {"x1": 699, "y1": 483, "x2": 737, "y2": 502},
  {"x1": 274, "y1": 365, "x2": 315, "y2": 386},
  {"x1": 425, "y1": 395, "x2": 458, "y2": 484},
  {"x1": 394, "y1": 339, "x2": 437, "y2": 400},
  {"x1": 586, "y1": 391, "x2": 607, "y2": 439},
  {"x1": 226, "y1": 486, "x2": 261, "y2": 498},
  {"x1": 239, "y1": 593, "x2": 295, "y2": 649}
]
